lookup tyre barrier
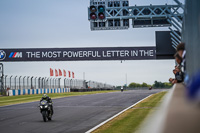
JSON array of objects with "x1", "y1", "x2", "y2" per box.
[{"x1": 7, "y1": 88, "x2": 70, "y2": 96}]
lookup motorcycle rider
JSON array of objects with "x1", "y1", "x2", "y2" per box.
[
  {"x1": 121, "y1": 86, "x2": 123, "y2": 92},
  {"x1": 40, "y1": 94, "x2": 53, "y2": 115}
]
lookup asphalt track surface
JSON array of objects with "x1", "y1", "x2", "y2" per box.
[{"x1": 0, "y1": 90, "x2": 166, "y2": 133}]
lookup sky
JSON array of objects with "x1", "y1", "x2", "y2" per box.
[{"x1": 0, "y1": 0, "x2": 182, "y2": 86}]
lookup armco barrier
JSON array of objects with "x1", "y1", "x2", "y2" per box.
[{"x1": 7, "y1": 88, "x2": 70, "y2": 96}]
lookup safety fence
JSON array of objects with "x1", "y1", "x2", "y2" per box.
[
  {"x1": 3, "y1": 76, "x2": 61, "y2": 90},
  {"x1": 64, "y1": 79, "x2": 114, "y2": 90},
  {"x1": 2, "y1": 75, "x2": 114, "y2": 91}
]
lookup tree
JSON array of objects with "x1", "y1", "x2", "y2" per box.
[
  {"x1": 152, "y1": 81, "x2": 172, "y2": 88},
  {"x1": 129, "y1": 82, "x2": 137, "y2": 88},
  {"x1": 141, "y1": 82, "x2": 148, "y2": 87},
  {"x1": 128, "y1": 82, "x2": 151, "y2": 88}
]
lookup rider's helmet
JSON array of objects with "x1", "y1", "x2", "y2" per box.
[{"x1": 42, "y1": 94, "x2": 47, "y2": 99}]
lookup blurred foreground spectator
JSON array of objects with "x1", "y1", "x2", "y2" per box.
[{"x1": 187, "y1": 71, "x2": 200, "y2": 100}]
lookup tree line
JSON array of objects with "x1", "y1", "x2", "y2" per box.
[{"x1": 128, "y1": 81, "x2": 172, "y2": 88}]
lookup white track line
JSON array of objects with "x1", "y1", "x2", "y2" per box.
[{"x1": 85, "y1": 94, "x2": 153, "y2": 133}]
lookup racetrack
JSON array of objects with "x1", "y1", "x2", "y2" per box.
[{"x1": 0, "y1": 90, "x2": 166, "y2": 133}]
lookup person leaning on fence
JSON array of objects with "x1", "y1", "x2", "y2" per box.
[
  {"x1": 176, "y1": 43, "x2": 186, "y2": 72},
  {"x1": 170, "y1": 65, "x2": 184, "y2": 84},
  {"x1": 169, "y1": 78, "x2": 173, "y2": 83},
  {"x1": 169, "y1": 69, "x2": 177, "y2": 84},
  {"x1": 174, "y1": 53, "x2": 182, "y2": 66},
  {"x1": 168, "y1": 43, "x2": 186, "y2": 85},
  {"x1": 173, "y1": 69, "x2": 176, "y2": 75},
  {"x1": 175, "y1": 66, "x2": 184, "y2": 83},
  {"x1": 169, "y1": 78, "x2": 176, "y2": 84}
]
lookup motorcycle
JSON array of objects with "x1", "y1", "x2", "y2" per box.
[
  {"x1": 121, "y1": 86, "x2": 124, "y2": 92},
  {"x1": 149, "y1": 86, "x2": 153, "y2": 90},
  {"x1": 39, "y1": 100, "x2": 53, "y2": 122}
]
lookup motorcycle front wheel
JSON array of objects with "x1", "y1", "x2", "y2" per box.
[{"x1": 42, "y1": 111, "x2": 47, "y2": 122}]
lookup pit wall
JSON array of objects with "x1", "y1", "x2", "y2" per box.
[{"x1": 7, "y1": 88, "x2": 70, "y2": 96}]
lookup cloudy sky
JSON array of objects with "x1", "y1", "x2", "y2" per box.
[{"x1": 0, "y1": 0, "x2": 183, "y2": 86}]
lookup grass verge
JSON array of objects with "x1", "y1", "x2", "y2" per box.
[
  {"x1": 0, "y1": 90, "x2": 117, "y2": 107},
  {"x1": 93, "y1": 91, "x2": 167, "y2": 133}
]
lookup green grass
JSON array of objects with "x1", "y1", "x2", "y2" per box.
[
  {"x1": 0, "y1": 90, "x2": 117, "y2": 106},
  {"x1": 93, "y1": 91, "x2": 167, "y2": 133}
]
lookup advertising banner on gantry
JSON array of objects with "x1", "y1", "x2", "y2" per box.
[{"x1": 0, "y1": 47, "x2": 156, "y2": 62}]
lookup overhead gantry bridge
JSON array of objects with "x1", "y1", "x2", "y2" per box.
[{"x1": 88, "y1": 0, "x2": 184, "y2": 49}]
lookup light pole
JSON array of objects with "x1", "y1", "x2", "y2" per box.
[
  {"x1": 64, "y1": 78, "x2": 66, "y2": 88},
  {"x1": 53, "y1": 78, "x2": 55, "y2": 88},
  {"x1": 35, "y1": 77, "x2": 37, "y2": 89},
  {"x1": 55, "y1": 78, "x2": 57, "y2": 88},
  {"x1": 58, "y1": 78, "x2": 61, "y2": 88},
  {"x1": 23, "y1": 76, "x2": 26, "y2": 89},
  {"x1": 43, "y1": 77, "x2": 45, "y2": 88},
  {"x1": 125, "y1": 73, "x2": 127, "y2": 90},
  {"x1": 45, "y1": 77, "x2": 47, "y2": 89},
  {"x1": 70, "y1": 79, "x2": 72, "y2": 89},
  {"x1": 46, "y1": 78, "x2": 49, "y2": 89},
  {"x1": 31, "y1": 76, "x2": 34, "y2": 89},
  {"x1": 38, "y1": 77, "x2": 41, "y2": 88},
  {"x1": 5, "y1": 75, "x2": 8, "y2": 90},
  {"x1": 50, "y1": 78, "x2": 52, "y2": 89},
  {"x1": 52, "y1": 78, "x2": 54, "y2": 88},
  {"x1": 19, "y1": 76, "x2": 22, "y2": 89},
  {"x1": 10, "y1": 76, "x2": 13, "y2": 89},
  {"x1": 41, "y1": 78, "x2": 44, "y2": 88},
  {"x1": 27, "y1": 76, "x2": 30, "y2": 89},
  {"x1": 14, "y1": 76, "x2": 17, "y2": 89}
]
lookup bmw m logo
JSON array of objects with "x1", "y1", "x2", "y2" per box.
[
  {"x1": 0, "y1": 50, "x2": 6, "y2": 60},
  {"x1": 9, "y1": 52, "x2": 22, "y2": 58}
]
